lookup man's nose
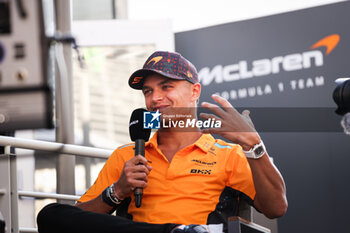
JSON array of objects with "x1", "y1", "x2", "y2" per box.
[{"x1": 152, "y1": 90, "x2": 163, "y2": 102}]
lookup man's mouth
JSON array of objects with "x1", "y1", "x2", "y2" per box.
[{"x1": 152, "y1": 105, "x2": 170, "y2": 112}]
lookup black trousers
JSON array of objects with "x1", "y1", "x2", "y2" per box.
[{"x1": 37, "y1": 203, "x2": 178, "y2": 233}]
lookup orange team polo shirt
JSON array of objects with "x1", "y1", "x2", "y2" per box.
[{"x1": 78, "y1": 132, "x2": 256, "y2": 225}]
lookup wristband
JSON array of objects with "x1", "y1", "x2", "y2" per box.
[
  {"x1": 101, "y1": 184, "x2": 122, "y2": 207},
  {"x1": 108, "y1": 183, "x2": 123, "y2": 204}
]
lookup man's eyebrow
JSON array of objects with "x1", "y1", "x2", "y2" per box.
[
  {"x1": 142, "y1": 79, "x2": 174, "y2": 90},
  {"x1": 158, "y1": 80, "x2": 174, "y2": 85}
]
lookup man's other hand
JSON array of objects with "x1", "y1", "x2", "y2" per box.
[{"x1": 114, "y1": 155, "x2": 152, "y2": 200}]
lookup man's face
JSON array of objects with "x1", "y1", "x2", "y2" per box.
[{"x1": 142, "y1": 73, "x2": 201, "y2": 114}]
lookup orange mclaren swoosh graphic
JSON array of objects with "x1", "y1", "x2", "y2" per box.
[
  {"x1": 132, "y1": 76, "x2": 143, "y2": 84},
  {"x1": 311, "y1": 34, "x2": 340, "y2": 55},
  {"x1": 187, "y1": 70, "x2": 193, "y2": 78},
  {"x1": 147, "y1": 56, "x2": 163, "y2": 65}
]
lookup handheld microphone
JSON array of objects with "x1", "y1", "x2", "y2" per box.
[{"x1": 129, "y1": 108, "x2": 151, "y2": 208}]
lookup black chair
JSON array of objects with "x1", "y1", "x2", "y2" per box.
[{"x1": 0, "y1": 211, "x2": 5, "y2": 233}]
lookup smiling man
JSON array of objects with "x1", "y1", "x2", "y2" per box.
[{"x1": 37, "y1": 51, "x2": 287, "y2": 233}]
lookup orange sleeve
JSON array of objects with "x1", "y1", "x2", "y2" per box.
[
  {"x1": 77, "y1": 148, "x2": 126, "y2": 203},
  {"x1": 225, "y1": 145, "x2": 256, "y2": 201}
]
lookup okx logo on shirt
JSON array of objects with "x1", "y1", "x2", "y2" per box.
[{"x1": 143, "y1": 110, "x2": 161, "y2": 129}]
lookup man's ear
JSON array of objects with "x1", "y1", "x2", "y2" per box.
[{"x1": 191, "y1": 83, "x2": 201, "y2": 102}]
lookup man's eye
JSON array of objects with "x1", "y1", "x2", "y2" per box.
[
  {"x1": 143, "y1": 90, "x2": 152, "y2": 95},
  {"x1": 162, "y1": 85, "x2": 172, "y2": 90}
]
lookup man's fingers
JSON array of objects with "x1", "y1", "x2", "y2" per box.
[
  {"x1": 242, "y1": 109, "x2": 255, "y2": 129},
  {"x1": 211, "y1": 94, "x2": 234, "y2": 109},
  {"x1": 133, "y1": 155, "x2": 148, "y2": 165},
  {"x1": 199, "y1": 112, "x2": 220, "y2": 121},
  {"x1": 124, "y1": 156, "x2": 152, "y2": 177},
  {"x1": 133, "y1": 180, "x2": 148, "y2": 189},
  {"x1": 242, "y1": 110, "x2": 250, "y2": 117},
  {"x1": 207, "y1": 94, "x2": 241, "y2": 116},
  {"x1": 132, "y1": 172, "x2": 149, "y2": 182},
  {"x1": 146, "y1": 165, "x2": 152, "y2": 171},
  {"x1": 132, "y1": 164, "x2": 151, "y2": 175},
  {"x1": 201, "y1": 102, "x2": 226, "y2": 117}
]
